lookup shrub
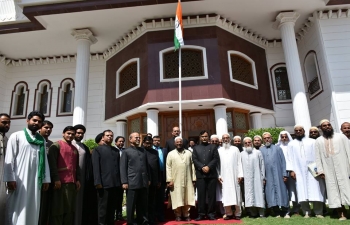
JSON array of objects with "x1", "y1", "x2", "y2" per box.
[
  {"x1": 244, "y1": 127, "x2": 285, "y2": 144},
  {"x1": 83, "y1": 138, "x2": 98, "y2": 151}
]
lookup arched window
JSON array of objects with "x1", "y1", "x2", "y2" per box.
[
  {"x1": 57, "y1": 78, "x2": 75, "y2": 116},
  {"x1": 270, "y1": 64, "x2": 292, "y2": 103},
  {"x1": 116, "y1": 58, "x2": 140, "y2": 98},
  {"x1": 34, "y1": 80, "x2": 52, "y2": 117},
  {"x1": 304, "y1": 51, "x2": 323, "y2": 99},
  {"x1": 159, "y1": 45, "x2": 208, "y2": 82},
  {"x1": 228, "y1": 51, "x2": 258, "y2": 89},
  {"x1": 10, "y1": 82, "x2": 29, "y2": 119}
]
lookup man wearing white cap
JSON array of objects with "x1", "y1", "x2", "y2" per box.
[
  {"x1": 315, "y1": 119, "x2": 350, "y2": 220},
  {"x1": 276, "y1": 131, "x2": 299, "y2": 216},
  {"x1": 288, "y1": 125, "x2": 326, "y2": 218}
]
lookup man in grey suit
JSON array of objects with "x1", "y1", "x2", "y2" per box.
[{"x1": 120, "y1": 132, "x2": 150, "y2": 225}]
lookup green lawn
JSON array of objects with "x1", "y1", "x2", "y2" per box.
[{"x1": 241, "y1": 215, "x2": 347, "y2": 225}]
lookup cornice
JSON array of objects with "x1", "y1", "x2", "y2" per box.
[{"x1": 103, "y1": 14, "x2": 270, "y2": 60}]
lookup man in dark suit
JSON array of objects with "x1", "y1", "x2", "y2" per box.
[
  {"x1": 120, "y1": 132, "x2": 150, "y2": 225},
  {"x1": 144, "y1": 136, "x2": 160, "y2": 225},
  {"x1": 165, "y1": 126, "x2": 189, "y2": 152},
  {"x1": 153, "y1": 135, "x2": 167, "y2": 222},
  {"x1": 114, "y1": 136, "x2": 126, "y2": 221},
  {"x1": 192, "y1": 130, "x2": 219, "y2": 221},
  {"x1": 92, "y1": 130, "x2": 121, "y2": 225}
]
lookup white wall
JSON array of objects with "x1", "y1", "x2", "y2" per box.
[
  {"x1": 319, "y1": 17, "x2": 350, "y2": 130},
  {"x1": 265, "y1": 46, "x2": 295, "y2": 128},
  {"x1": 0, "y1": 62, "x2": 6, "y2": 112},
  {"x1": 2, "y1": 60, "x2": 114, "y2": 141},
  {"x1": 297, "y1": 19, "x2": 335, "y2": 128}
]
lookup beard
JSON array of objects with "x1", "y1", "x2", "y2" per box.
[
  {"x1": 28, "y1": 124, "x2": 40, "y2": 133},
  {"x1": 265, "y1": 142, "x2": 271, "y2": 147},
  {"x1": 245, "y1": 147, "x2": 253, "y2": 153},
  {"x1": 253, "y1": 144, "x2": 261, "y2": 149},
  {"x1": 323, "y1": 128, "x2": 334, "y2": 138},
  {"x1": 295, "y1": 134, "x2": 305, "y2": 141},
  {"x1": 234, "y1": 144, "x2": 243, "y2": 152},
  {"x1": 222, "y1": 143, "x2": 231, "y2": 149},
  {"x1": 281, "y1": 140, "x2": 289, "y2": 145}
]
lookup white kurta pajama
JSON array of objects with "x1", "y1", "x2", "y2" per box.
[
  {"x1": 241, "y1": 149, "x2": 265, "y2": 216},
  {"x1": 288, "y1": 138, "x2": 325, "y2": 215},
  {"x1": 3, "y1": 129, "x2": 51, "y2": 225},
  {"x1": 218, "y1": 146, "x2": 243, "y2": 216},
  {"x1": 315, "y1": 133, "x2": 350, "y2": 208}
]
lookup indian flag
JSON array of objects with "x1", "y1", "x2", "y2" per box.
[{"x1": 174, "y1": 0, "x2": 184, "y2": 50}]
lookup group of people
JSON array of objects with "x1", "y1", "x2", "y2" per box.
[{"x1": 1, "y1": 110, "x2": 350, "y2": 225}]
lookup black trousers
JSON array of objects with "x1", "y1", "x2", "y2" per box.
[
  {"x1": 155, "y1": 182, "x2": 166, "y2": 222},
  {"x1": 115, "y1": 187, "x2": 124, "y2": 218},
  {"x1": 148, "y1": 186, "x2": 157, "y2": 224},
  {"x1": 197, "y1": 178, "x2": 217, "y2": 216},
  {"x1": 126, "y1": 188, "x2": 148, "y2": 224},
  {"x1": 97, "y1": 187, "x2": 118, "y2": 225}
]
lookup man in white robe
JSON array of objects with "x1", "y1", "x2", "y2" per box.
[
  {"x1": 276, "y1": 131, "x2": 299, "y2": 216},
  {"x1": 3, "y1": 111, "x2": 51, "y2": 225},
  {"x1": 288, "y1": 125, "x2": 325, "y2": 218},
  {"x1": 217, "y1": 133, "x2": 243, "y2": 220},
  {"x1": 315, "y1": 119, "x2": 350, "y2": 221},
  {"x1": 340, "y1": 122, "x2": 350, "y2": 140},
  {"x1": 241, "y1": 137, "x2": 265, "y2": 218}
]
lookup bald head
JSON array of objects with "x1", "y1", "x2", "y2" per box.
[{"x1": 341, "y1": 122, "x2": 350, "y2": 139}]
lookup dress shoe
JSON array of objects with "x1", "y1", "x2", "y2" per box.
[
  {"x1": 175, "y1": 216, "x2": 182, "y2": 221},
  {"x1": 224, "y1": 215, "x2": 233, "y2": 220},
  {"x1": 208, "y1": 215, "x2": 216, "y2": 220},
  {"x1": 234, "y1": 216, "x2": 241, "y2": 220},
  {"x1": 195, "y1": 215, "x2": 204, "y2": 221},
  {"x1": 184, "y1": 217, "x2": 191, "y2": 221}
]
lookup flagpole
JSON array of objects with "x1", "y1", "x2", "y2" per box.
[{"x1": 179, "y1": 47, "x2": 182, "y2": 137}]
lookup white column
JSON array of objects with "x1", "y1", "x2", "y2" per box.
[
  {"x1": 116, "y1": 120, "x2": 127, "y2": 138},
  {"x1": 214, "y1": 105, "x2": 228, "y2": 138},
  {"x1": 273, "y1": 12, "x2": 311, "y2": 130},
  {"x1": 250, "y1": 112, "x2": 262, "y2": 129},
  {"x1": 147, "y1": 108, "x2": 159, "y2": 136},
  {"x1": 71, "y1": 29, "x2": 97, "y2": 126}
]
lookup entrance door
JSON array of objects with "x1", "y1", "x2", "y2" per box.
[{"x1": 161, "y1": 110, "x2": 214, "y2": 146}]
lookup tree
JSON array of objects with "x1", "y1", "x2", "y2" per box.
[{"x1": 245, "y1": 127, "x2": 285, "y2": 144}]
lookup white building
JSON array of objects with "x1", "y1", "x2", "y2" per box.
[{"x1": 0, "y1": 0, "x2": 349, "y2": 144}]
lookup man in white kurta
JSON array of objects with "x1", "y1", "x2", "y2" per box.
[
  {"x1": 276, "y1": 131, "x2": 299, "y2": 215},
  {"x1": 241, "y1": 137, "x2": 265, "y2": 218},
  {"x1": 315, "y1": 120, "x2": 350, "y2": 221},
  {"x1": 288, "y1": 125, "x2": 325, "y2": 218},
  {"x1": 218, "y1": 134, "x2": 243, "y2": 220},
  {"x1": 3, "y1": 112, "x2": 51, "y2": 225},
  {"x1": 166, "y1": 137, "x2": 196, "y2": 221}
]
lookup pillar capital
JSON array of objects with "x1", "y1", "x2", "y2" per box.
[
  {"x1": 71, "y1": 29, "x2": 97, "y2": 44},
  {"x1": 273, "y1": 12, "x2": 300, "y2": 30}
]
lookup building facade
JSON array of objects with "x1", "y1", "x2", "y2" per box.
[{"x1": 1, "y1": 0, "x2": 349, "y2": 145}]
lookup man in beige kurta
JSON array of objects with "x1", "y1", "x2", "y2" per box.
[
  {"x1": 315, "y1": 119, "x2": 350, "y2": 221},
  {"x1": 166, "y1": 137, "x2": 196, "y2": 221}
]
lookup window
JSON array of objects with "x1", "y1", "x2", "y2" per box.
[
  {"x1": 228, "y1": 51, "x2": 258, "y2": 89},
  {"x1": 270, "y1": 65, "x2": 292, "y2": 103},
  {"x1": 304, "y1": 51, "x2": 323, "y2": 99},
  {"x1": 116, "y1": 58, "x2": 140, "y2": 98},
  {"x1": 226, "y1": 108, "x2": 249, "y2": 137},
  {"x1": 10, "y1": 82, "x2": 29, "y2": 119},
  {"x1": 159, "y1": 45, "x2": 208, "y2": 82},
  {"x1": 57, "y1": 78, "x2": 74, "y2": 116},
  {"x1": 33, "y1": 80, "x2": 52, "y2": 117}
]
